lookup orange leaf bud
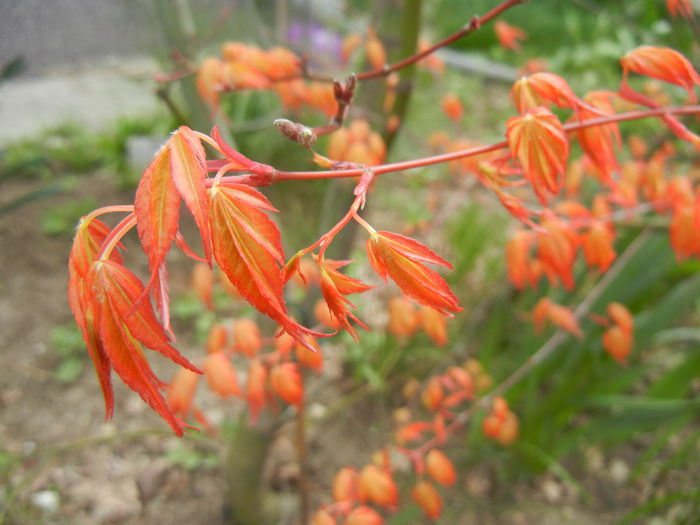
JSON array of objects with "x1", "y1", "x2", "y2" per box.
[
  {"x1": 581, "y1": 221, "x2": 617, "y2": 272},
  {"x1": 433, "y1": 413, "x2": 447, "y2": 445},
  {"x1": 247, "y1": 360, "x2": 267, "y2": 420},
  {"x1": 191, "y1": 262, "x2": 214, "y2": 310},
  {"x1": 494, "y1": 20, "x2": 527, "y2": 51},
  {"x1": 446, "y1": 366, "x2": 474, "y2": 397},
  {"x1": 607, "y1": 303, "x2": 634, "y2": 334},
  {"x1": 426, "y1": 449, "x2": 457, "y2": 486},
  {"x1": 357, "y1": 465, "x2": 398, "y2": 508},
  {"x1": 547, "y1": 301, "x2": 583, "y2": 339},
  {"x1": 602, "y1": 325, "x2": 633, "y2": 364},
  {"x1": 196, "y1": 57, "x2": 226, "y2": 108},
  {"x1": 295, "y1": 336, "x2": 323, "y2": 373},
  {"x1": 365, "y1": 29, "x2": 387, "y2": 70},
  {"x1": 206, "y1": 323, "x2": 229, "y2": 354},
  {"x1": 505, "y1": 230, "x2": 535, "y2": 290},
  {"x1": 482, "y1": 414, "x2": 502, "y2": 439},
  {"x1": 167, "y1": 367, "x2": 200, "y2": 416},
  {"x1": 537, "y1": 214, "x2": 577, "y2": 290},
  {"x1": 420, "y1": 306, "x2": 448, "y2": 346},
  {"x1": 333, "y1": 467, "x2": 358, "y2": 503},
  {"x1": 342, "y1": 33, "x2": 363, "y2": 63},
  {"x1": 411, "y1": 481, "x2": 442, "y2": 520},
  {"x1": 203, "y1": 352, "x2": 241, "y2": 398},
  {"x1": 396, "y1": 421, "x2": 432, "y2": 445},
  {"x1": 232, "y1": 318, "x2": 262, "y2": 357},
  {"x1": 492, "y1": 396, "x2": 510, "y2": 419},
  {"x1": 275, "y1": 332, "x2": 296, "y2": 357},
  {"x1": 343, "y1": 505, "x2": 384, "y2": 525},
  {"x1": 312, "y1": 508, "x2": 337, "y2": 525},
  {"x1": 421, "y1": 376, "x2": 444, "y2": 411},
  {"x1": 270, "y1": 362, "x2": 304, "y2": 406},
  {"x1": 441, "y1": 94, "x2": 463, "y2": 122},
  {"x1": 497, "y1": 411, "x2": 519, "y2": 446},
  {"x1": 388, "y1": 296, "x2": 420, "y2": 338}
]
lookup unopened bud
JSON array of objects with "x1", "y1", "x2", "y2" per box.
[{"x1": 274, "y1": 118, "x2": 317, "y2": 148}]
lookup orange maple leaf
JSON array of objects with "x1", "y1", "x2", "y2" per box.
[
  {"x1": 88, "y1": 260, "x2": 201, "y2": 435},
  {"x1": 68, "y1": 217, "x2": 124, "y2": 419},
  {"x1": 208, "y1": 182, "x2": 323, "y2": 350},
  {"x1": 506, "y1": 107, "x2": 570, "y2": 203},
  {"x1": 366, "y1": 231, "x2": 461, "y2": 316},
  {"x1": 317, "y1": 256, "x2": 372, "y2": 340},
  {"x1": 494, "y1": 20, "x2": 527, "y2": 51},
  {"x1": 621, "y1": 46, "x2": 700, "y2": 102}
]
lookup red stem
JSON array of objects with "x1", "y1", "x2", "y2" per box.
[
  {"x1": 98, "y1": 213, "x2": 137, "y2": 260},
  {"x1": 257, "y1": 105, "x2": 700, "y2": 183},
  {"x1": 355, "y1": 0, "x2": 528, "y2": 81}
]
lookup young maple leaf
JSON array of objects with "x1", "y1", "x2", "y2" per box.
[
  {"x1": 581, "y1": 220, "x2": 617, "y2": 272},
  {"x1": 572, "y1": 91, "x2": 620, "y2": 183},
  {"x1": 411, "y1": 481, "x2": 442, "y2": 520},
  {"x1": 246, "y1": 359, "x2": 267, "y2": 421},
  {"x1": 494, "y1": 20, "x2": 527, "y2": 51},
  {"x1": 270, "y1": 362, "x2": 304, "y2": 406},
  {"x1": 621, "y1": 46, "x2": 700, "y2": 102},
  {"x1": 68, "y1": 217, "x2": 124, "y2": 419},
  {"x1": 536, "y1": 214, "x2": 578, "y2": 290},
  {"x1": 208, "y1": 182, "x2": 323, "y2": 350},
  {"x1": 134, "y1": 143, "x2": 179, "y2": 276},
  {"x1": 667, "y1": 0, "x2": 693, "y2": 18},
  {"x1": 169, "y1": 126, "x2": 213, "y2": 262},
  {"x1": 506, "y1": 107, "x2": 570, "y2": 203},
  {"x1": 317, "y1": 256, "x2": 372, "y2": 340},
  {"x1": 511, "y1": 72, "x2": 584, "y2": 114},
  {"x1": 366, "y1": 231, "x2": 460, "y2": 316},
  {"x1": 88, "y1": 260, "x2": 201, "y2": 435},
  {"x1": 134, "y1": 125, "x2": 215, "y2": 308}
]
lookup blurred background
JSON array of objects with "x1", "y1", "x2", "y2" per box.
[{"x1": 1, "y1": 1, "x2": 699, "y2": 524}]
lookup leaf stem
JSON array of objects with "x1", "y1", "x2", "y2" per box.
[{"x1": 97, "y1": 213, "x2": 137, "y2": 261}]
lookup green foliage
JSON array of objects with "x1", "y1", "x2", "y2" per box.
[
  {"x1": 50, "y1": 324, "x2": 87, "y2": 384},
  {"x1": 40, "y1": 197, "x2": 97, "y2": 236},
  {"x1": 166, "y1": 444, "x2": 218, "y2": 471}
]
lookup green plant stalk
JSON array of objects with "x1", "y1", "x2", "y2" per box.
[
  {"x1": 152, "y1": 0, "x2": 211, "y2": 131},
  {"x1": 223, "y1": 414, "x2": 279, "y2": 525},
  {"x1": 383, "y1": 0, "x2": 422, "y2": 150}
]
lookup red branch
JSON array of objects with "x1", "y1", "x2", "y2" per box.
[
  {"x1": 355, "y1": 0, "x2": 528, "y2": 81},
  {"x1": 260, "y1": 105, "x2": 700, "y2": 183}
]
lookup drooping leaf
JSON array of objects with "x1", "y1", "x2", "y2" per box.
[
  {"x1": 68, "y1": 217, "x2": 124, "y2": 419},
  {"x1": 86, "y1": 260, "x2": 201, "y2": 435},
  {"x1": 366, "y1": 231, "x2": 461, "y2": 315},
  {"x1": 169, "y1": 126, "x2": 212, "y2": 263},
  {"x1": 621, "y1": 46, "x2": 700, "y2": 102},
  {"x1": 134, "y1": 144, "x2": 180, "y2": 275},
  {"x1": 318, "y1": 257, "x2": 371, "y2": 340},
  {"x1": 94, "y1": 260, "x2": 199, "y2": 371},
  {"x1": 208, "y1": 182, "x2": 321, "y2": 348}
]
